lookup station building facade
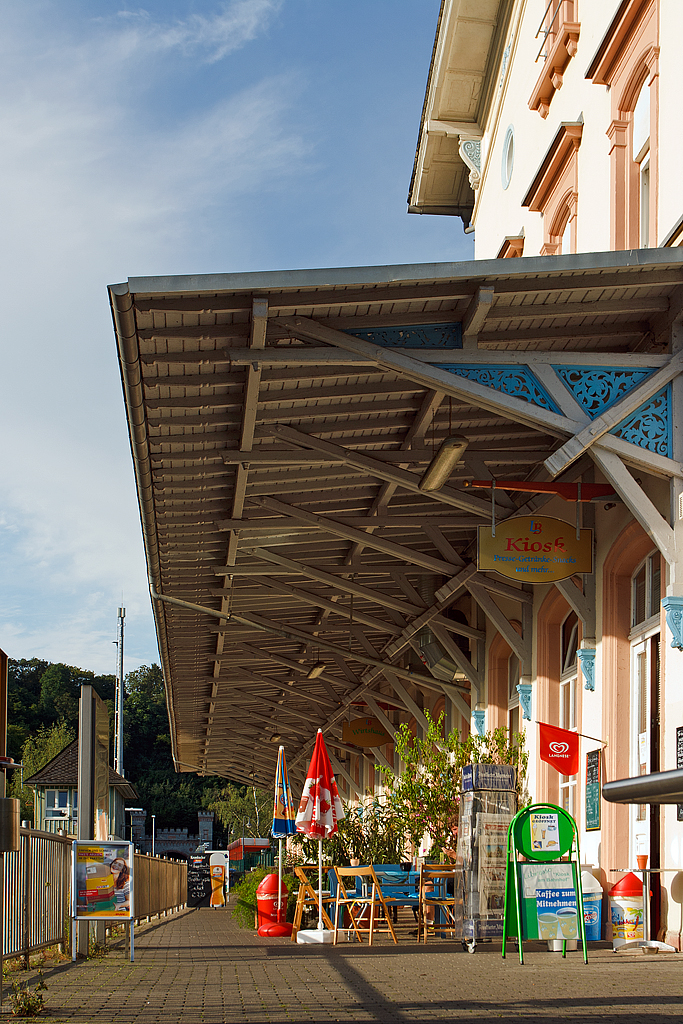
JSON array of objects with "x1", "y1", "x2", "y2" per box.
[
  {"x1": 408, "y1": 0, "x2": 683, "y2": 944},
  {"x1": 111, "y1": 0, "x2": 683, "y2": 948}
]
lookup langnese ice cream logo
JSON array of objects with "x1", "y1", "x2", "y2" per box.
[{"x1": 549, "y1": 741, "x2": 570, "y2": 755}]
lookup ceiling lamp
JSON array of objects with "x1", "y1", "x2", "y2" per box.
[
  {"x1": 419, "y1": 435, "x2": 469, "y2": 491},
  {"x1": 307, "y1": 661, "x2": 326, "y2": 679}
]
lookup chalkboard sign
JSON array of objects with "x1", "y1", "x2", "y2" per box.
[
  {"x1": 187, "y1": 857, "x2": 211, "y2": 907},
  {"x1": 677, "y1": 727, "x2": 683, "y2": 822},
  {"x1": 585, "y1": 749, "x2": 601, "y2": 831}
]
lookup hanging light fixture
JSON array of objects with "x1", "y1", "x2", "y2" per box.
[
  {"x1": 307, "y1": 661, "x2": 326, "y2": 679},
  {"x1": 419, "y1": 434, "x2": 469, "y2": 491}
]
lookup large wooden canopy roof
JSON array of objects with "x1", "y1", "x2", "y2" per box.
[{"x1": 110, "y1": 248, "x2": 683, "y2": 791}]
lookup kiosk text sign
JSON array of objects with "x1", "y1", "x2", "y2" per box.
[{"x1": 478, "y1": 516, "x2": 592, "y2": 583}]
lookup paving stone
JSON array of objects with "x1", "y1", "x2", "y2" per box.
[{"x1": 3, "y1": 903, "x2": 683, "y2": 1022}]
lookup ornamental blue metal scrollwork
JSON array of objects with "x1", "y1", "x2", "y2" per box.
[
  {"x1": 344, "y1": 322, "x2": 462, "y2": 349},
  {"x1": 473, "y1": 708, "x2": 486, "y2": 737},
  {"x1": 577, "y1": 648, "x2": 596, "y2": 691},
  {"x1": 554, "y1": 367, "x2": 653, "y2": 418},
  {"x1": 437, "y1": 365, "x2": 561, "y2": 413},
  {"x1": 662, "y1": 596, "x2": 683, "y2": 651},
  {"x1": 516, "y1": 683, "x2": 532, "y2": 721},
  {"x1": 610, "y1": 385, "x2": 672, "y2": 457}
]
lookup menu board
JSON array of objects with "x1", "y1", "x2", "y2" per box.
[
  {"x1": 187, "y1": 856, "x2": 211, "y2": 907},
  {"x1": 585, "y1": 750, "x2": 601, "y2": 832},
  {"x1": 677, "y1": 727, "x2": 683, "y2": 822}
]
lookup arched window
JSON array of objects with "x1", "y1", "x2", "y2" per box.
[
  {"x1": 630, "y1": 551, "x2": 661, "y2": 836},
  {"x1": 559, "y1": 611, "x2": 578, "y2": 813},
  {"x1": 508, "y1": 652, "x2": 520, "y2": 739}
]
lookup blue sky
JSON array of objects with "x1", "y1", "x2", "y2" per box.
[{"x1": 0, "y1": 0, "x2": 473, "y2": 675}]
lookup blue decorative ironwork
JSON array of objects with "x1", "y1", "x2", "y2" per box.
[
  {"x1": 610, "y1": 385, "x2": 672, "y2": 457},
  {"x1": 344, "y1": 322, "x2": 462, "y2": 349},
  {"x1": 437, "y1": 365, "x2": 561, "y2": 413},
  {"x1": 516, "y1": 683, "x2": 532, "y2": 722},
  {"x1": 577, "y1": 648, "x2": 596, "y2": 691},
  {"x1": 554, "y1": 367, "x2": 654, "y2": 418},
  {"x1": 473, "y1": 708, "x2": 486, "y2": 737},
  {"x1": 662, "y1": 597, "x2": 683, "y2": 651}
]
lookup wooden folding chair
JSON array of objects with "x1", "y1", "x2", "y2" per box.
[
  {"x1": 417, "y1": 864, "x2": 460, "y2": 943},
  {"x1": 290, "y1": 864, "x2": 335, "y2": 941},
  {"x1": 332, "y1": 866, "x2": 398, "y2": 945}
]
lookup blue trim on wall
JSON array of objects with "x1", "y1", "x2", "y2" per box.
[
  {"x1": 610, "y1": 384, "x2": 672, "y2": 457},
  {"x1": 554, "y1": 366, "x2": 655, "y2": 419},
  {"x1": 436, "y1": 365, "x2": 561, "y2": 413},
  {"x1": 344, "y1": 322, "x2": 462, "y2": 349}
]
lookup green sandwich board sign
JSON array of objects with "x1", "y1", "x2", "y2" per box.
[{"x1": 502, "y1": 803, "x2": 588, "y2": 965}]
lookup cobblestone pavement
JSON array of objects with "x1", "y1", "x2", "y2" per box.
[{"x1": 3, "y1": 904, "x2": 683, "y2": 1023}]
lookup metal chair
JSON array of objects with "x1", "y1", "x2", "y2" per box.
[
  {"x1": 332, "y1": 866, "x2": 399, "y2": 945},
  {"x1": 417, "y1": 864, "x2": 460, "y2": 943},
  {"x1": 290, "y1": 864, "x2": 335, "y2": 941}
]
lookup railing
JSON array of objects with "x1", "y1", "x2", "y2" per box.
[
  {"x1": 133, "y1": 852, "x2": 187, "y2": 922},
  {"x1": 3, "y1": 828, "x2": 71, "y2": 962},
  {"x1": 2, "y1": 831, "x2": 188, "y2": 962}
]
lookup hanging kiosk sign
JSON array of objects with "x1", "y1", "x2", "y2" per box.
[
  {"x1": 502, "y1": 803, "x2": 588, "y2": 965},
  {"x1": 478, "y1": 516, "x2": 592, "y2": 583},
  {"x1": 72, "y1": 841, "x2": 134, "y2": 961}
]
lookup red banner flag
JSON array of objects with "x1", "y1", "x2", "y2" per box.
[{"x1": 539, "y1": 722, "x2": 579, "y2": 776}]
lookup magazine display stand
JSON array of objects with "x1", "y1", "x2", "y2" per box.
[{"x1": 455, "y1": 765, "x2": 517, "y2": 953}]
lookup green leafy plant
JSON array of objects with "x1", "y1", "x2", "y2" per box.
[
  {"x1": 380, "y1": 712, "x2": 527, "y2": 860},
  {"x1": 328, "y1": 799, "x2": 407, "y2": 865},
  {"x1": 87, "y1": 938, "x2": 109, "y2": 959},
  {"x1": 8, "y1": 973, "x2": 47, "y2": 1017}
]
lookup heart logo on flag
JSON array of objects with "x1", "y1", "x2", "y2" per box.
[
  {"x1": 539, "y1": 723, "x2": 579, "y2": 775},
  {"x1": 550, "y1": 741, "x2": 569, "y2": 754}
]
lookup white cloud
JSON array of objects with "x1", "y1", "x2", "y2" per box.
[
  {"x1": 115, "y1": 0, "x2": 283, "y2": 63},
  {"x1": 0, "y1": 1, "x2": 306, "y2": 673}
]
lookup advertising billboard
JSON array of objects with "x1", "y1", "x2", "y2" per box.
[{"x1": 73, "y1": 841, "x2": 134, "y2": 920}]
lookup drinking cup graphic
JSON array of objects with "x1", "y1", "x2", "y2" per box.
[
  {"x1": 556, "y1": 907, "x2": 578, "y2": 939},
  {"x1": 538, "y1": 912, "x2": 558, "y2": 940}
]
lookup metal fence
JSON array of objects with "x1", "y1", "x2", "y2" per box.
[
  {"x1": 2, "y1": 830, "x2": 188, "y2": 962},
  {"x1": 3, "y1": 828, "x2": 71, "y2": 962},
  {"x1": 133, "y1": 852, "x2": 187, "y2": 922}
]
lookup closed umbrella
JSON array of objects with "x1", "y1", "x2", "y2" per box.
[
  {"x1": 269, "y1": 745, "x2": 296, "y2": 936},
  {"x1": 295, "y1": 728, "x2": 344, "y2": 942}
]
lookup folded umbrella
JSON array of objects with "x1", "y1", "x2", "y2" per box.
[{"x1": 296, "y1": 729, "x2": 344, "y2": 936}]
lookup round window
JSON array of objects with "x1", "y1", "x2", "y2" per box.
[{"x1": 501, "y1": 126, "x2": 514, "y2": 189}]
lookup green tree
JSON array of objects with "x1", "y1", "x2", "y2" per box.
[
  {"x1": 9, "y1": 721, "x2": 76, "y2": 822},
  {"x1": 380, "y1": 712, "x2": 527, "y2": 860},
  {"x1": 206, "y1": 784, "x2": 273, "y2": 842}
]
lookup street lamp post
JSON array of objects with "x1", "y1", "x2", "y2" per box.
[{"x1": 151, "y1": 814, "x2": 156, "y2": 857}]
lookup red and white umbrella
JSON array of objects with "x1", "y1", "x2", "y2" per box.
[{"x1": 296, "y1": 729, "x2": 344, "y2": 931}]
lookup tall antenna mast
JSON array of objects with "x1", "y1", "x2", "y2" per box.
[{"x1": 114, "y1": 607, "x2": 125, "y2": 775}]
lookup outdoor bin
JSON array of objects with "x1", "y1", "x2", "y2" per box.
[
  {"x1": 609, "y1": 872, "x2": 644, "y2": 950},
  {"x1": 256, "y1": 872, "x2": 289, "y2": 937},
  {"x1": 581, "y1": 870, "x2": 603, "y2": 942}
]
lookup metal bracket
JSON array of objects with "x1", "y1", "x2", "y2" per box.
[
  {"x1": 516, "y1": 683, "x2": 532, "y2": 721},
  {"x1": 577, "y1": 648, "x2": 596, "y2": 691},
  {"x1": 662, "y1": 596, "x2": 683, "y2": 650}
]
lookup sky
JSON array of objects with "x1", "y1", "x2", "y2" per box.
[{"x1": 0, "y1": 0, "x2": 473, "y2": 677}]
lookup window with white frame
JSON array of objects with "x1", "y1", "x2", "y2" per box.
[
  {"x1": 631, "y1": 551, "x2": 660, "y2": 630},
  {"x1": 508, "y1": 652, "x2": 520, "y2": 740},
  {"x1": 560, "y1": 611, "x2": 578, "y2": 814},
  {"x1": 45, "y1": 789, "x2": 73, "y2": 818},
  {"x1": 630, "y1": 551, "x2": 661, "y2": 838},
  {"x1": 632, "y1": 83, "x2": 650, "y2": 248}
]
